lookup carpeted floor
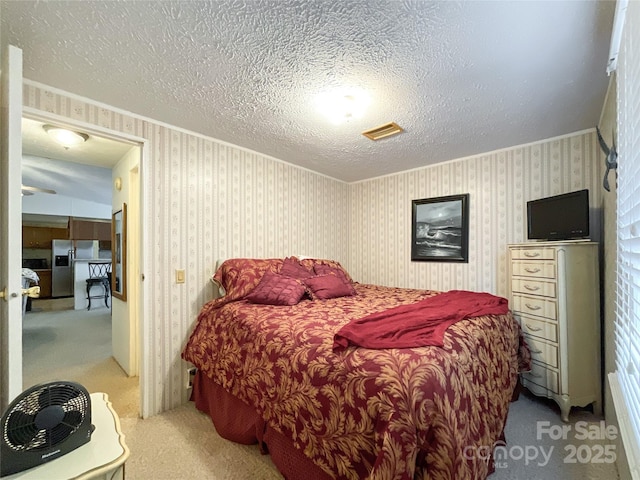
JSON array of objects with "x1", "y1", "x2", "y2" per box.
[
  {"x1": 21, "y1": 299, "x2": 619, "y2": 479},
  {"x1": 22, "y1": 298, "x2": 139, "y2": 418},
  {"x1": 491, "y1": 390, "x2": 619, "y2": 479},
  {"x1": 119, "y1": 390, "x2": 619, "y2": 480},
  {"x1": 120, "y1": 403, "x2": 281, "y2": 480}
]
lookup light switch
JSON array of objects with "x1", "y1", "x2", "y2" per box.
[{"x1": 176, "y1": 269, "x2": 185, "y2": 284}]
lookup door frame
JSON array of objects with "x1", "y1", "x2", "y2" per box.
[{"x1": 21, "y1": 107, "x2": 150, "y2": 417}]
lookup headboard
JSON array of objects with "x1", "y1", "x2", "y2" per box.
[{"x1": 210, "y1": 256, "x2": 317, "y2": 298}]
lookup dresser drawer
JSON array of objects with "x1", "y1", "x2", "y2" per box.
[
  {"x1": 512, "y1": 261, "x2": 556, "y2": 279},
  {"x1": 522, "y1": 377, "x2": 555, "y2": 398},
  {"x1": 512, "y1": 294, "x2": 557, "y2": 320},
  {"x1": 516, "y1": 314, "x2": 558, "y2": 342},
  {"x1": 511, "y1": 278, "x2": 557, "y2": 298},
  {"x1": 524, "y1": 335, "x2": 558, "y2": 368},
  {"x1": 511, "y1": 247, "x2": 556, "y2": 261},
  {"x1": 522, "y1": 362, "x2": 559, "y2": 393}
]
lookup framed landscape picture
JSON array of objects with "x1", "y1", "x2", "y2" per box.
[{"x1": 411, "y1": 194, "x2": 469, "y2": 262}]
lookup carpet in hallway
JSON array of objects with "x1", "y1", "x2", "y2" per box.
[{"x1": 22, "y1": 305, "x2": 139, "y2": 418}]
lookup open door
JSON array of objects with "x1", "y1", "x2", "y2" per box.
[
  {"x1": 1, "y1": 45, "x2": 24, "y2": 409},
  {"x1": 111, "y1": 146, "x2": 141, "y2": 376}
]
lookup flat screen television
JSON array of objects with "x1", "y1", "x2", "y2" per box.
[{"x1": 527, "y1": 189, "x2": 590, "y2": 241}]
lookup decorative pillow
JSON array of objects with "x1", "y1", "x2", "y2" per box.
[
  {"x1": 313, "y1": 263, "x2": 352, "y2": 284},
  {"x1": 246, "y1": 272, "x2": 306, "y2": 306},
  {"x1": 305, "y1": 274, "x2": 356, "y2": 300},
  {"x1": 300, "y1": 258, "x2": 354, "y2": 284},
  {"x1": 280, "y1": 256, "x2": 314, "y2": 280},
  {"x1": 213, "y1": 258, "x2": 284, "y2": 300}
]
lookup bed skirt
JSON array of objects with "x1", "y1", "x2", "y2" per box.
[
  {"x1": 192, "y1": 370, "x2": 521, "y2": 479},
  {"x1": 192, "y1": 371, "x2": 332, "y2": 480}
]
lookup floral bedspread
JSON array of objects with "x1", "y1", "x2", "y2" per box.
[{"x1": 183, "y1": 282, "x2": 528, "y2": 480}]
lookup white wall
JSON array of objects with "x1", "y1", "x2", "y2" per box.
[
  {"x1": 111, "y1": 146, "x2": 139, "y2": 377},
  {"x1": 21, "y1": 154, "x2": 112, "y2": 218},
  {"x1": 22, "y1": 193, "x2": 111, "y2": 219}
]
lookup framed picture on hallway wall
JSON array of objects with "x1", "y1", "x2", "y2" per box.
[
  {"x1": 411, "y1": 194, "x2": 469, "y2": 262},
  {"x1": 112, "y1": 204, "x2": 127, "y2": 301}
]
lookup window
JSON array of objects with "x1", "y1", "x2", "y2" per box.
[{"x1": 614, "y1": 2, "x2": 640, "y2": 476}]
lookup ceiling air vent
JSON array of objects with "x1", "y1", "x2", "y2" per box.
[{"x1": 362, "y1": 122, "x2": 404, "y2": 141}]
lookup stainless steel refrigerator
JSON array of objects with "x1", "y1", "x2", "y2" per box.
[{"x1": 51, "y1": 240, "x2": 96, "y2": 297}]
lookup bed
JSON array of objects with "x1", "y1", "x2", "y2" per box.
[{"x1": 182, "y1": 257, "x2": 530, "y2": 480}]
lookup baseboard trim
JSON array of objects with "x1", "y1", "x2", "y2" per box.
[{"x1": 609, "y1": 372, "x2": 640, "y2": 479}]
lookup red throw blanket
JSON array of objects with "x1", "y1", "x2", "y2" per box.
[{"x1": 333, "y1": 290, "x2": 509, "y2": 351}]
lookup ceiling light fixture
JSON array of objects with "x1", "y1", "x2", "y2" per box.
[
  {"x1": 43, "y1": 125, "x2": 89, "y2": 146},
  {"x1": 316, "y1": 90, "x2": 371, "y2": 125}
]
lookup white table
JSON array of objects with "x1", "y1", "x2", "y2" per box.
[{"x1": 5, "y1": 392, "x2": 130, "y2": 480}]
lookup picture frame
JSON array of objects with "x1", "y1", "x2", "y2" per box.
[
  {"x1": 112, "y1": 203, "x2": 127, "y2": 300},
  {"x1": 411, "y1": 194, "x2": 469, "y2": 262}
]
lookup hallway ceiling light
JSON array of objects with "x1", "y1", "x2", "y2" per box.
[{"x1": 43, "y1": 125, "x2": 89, "y2": 146}]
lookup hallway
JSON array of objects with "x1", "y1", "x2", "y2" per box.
[{"x1": 22, "y1": 297, "x2": 138, "y2": 418}]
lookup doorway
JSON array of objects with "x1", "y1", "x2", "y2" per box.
[{"x1": 21, "y1": 115, "x2": 143, "y2": 418}]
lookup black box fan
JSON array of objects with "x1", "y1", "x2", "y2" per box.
[{"x1": 1, "y1": 381, "x2": 94, "y2": 477}]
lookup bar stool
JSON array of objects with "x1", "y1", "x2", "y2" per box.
[{"x1": 86, "y1": 262, "x2": 111, "y2": 310}]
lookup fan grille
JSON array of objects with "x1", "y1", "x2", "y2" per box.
[{"x1": 3, "y1": 383, "x2": 89, "y2": 451}]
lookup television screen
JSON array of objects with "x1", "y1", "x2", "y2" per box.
[{"x1": 527, "y1": 189, "x2": 589, "y2": 241}]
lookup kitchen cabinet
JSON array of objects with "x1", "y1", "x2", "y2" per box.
[
  {"x1": 23, "y1": 226, "x2": 50, "y2": 248},
  {"x1": 95, "y1": 221, "x2": 112, "y2": 241},
  {"x1": 34, "y1": 270, "x2": 52, "y2": 298},
  {"x1": 50, "y1": 227, "x2": 68, "y2": 240},
  {"x1": 70, "y1": 219, "x2": 112, "y2": 241},
  {"x1": 22, "y1": 226, "x2": 68, "y2": 249}
]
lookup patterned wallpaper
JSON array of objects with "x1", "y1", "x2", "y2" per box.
[
  {"x1": 23, "y1": 83, "x2": 350, "y2": 416},
  {"x1": 23, "y1": 82, "x2": 602, "y2": 417},
  {"x1": 349, "y1": 132, "x2": 602, "y2": 298},
  {"x1": 599, "y1": 76, "x2": 617, "y2": 425}
]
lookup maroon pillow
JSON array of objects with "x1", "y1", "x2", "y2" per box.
[
  {"x1": 301, "y1": 258, "x2": 354, "y2": 284},
  {"x1": 305, "y1": 274, "x2": 356, "y2": 300},
  {"x1": 213, "y1": 258, "x2": 283, "y2": 299},
  {"x1": 313, "y1": 264, "x2": 352, "y2": 285},
  {"x1": 247, "y1": 272, "x2": 306, "y2": 306},
  {"x1": 280, "y1": 257, "x2": 314, "y2": 280}
]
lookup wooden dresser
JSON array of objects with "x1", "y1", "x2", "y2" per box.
[{"x1": 508, "y1": 241, "x2": 601, "y2": 422}]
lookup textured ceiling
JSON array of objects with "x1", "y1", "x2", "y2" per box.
[{"x1": 3, "y1": 0, "x2": 615, "y2": 182}]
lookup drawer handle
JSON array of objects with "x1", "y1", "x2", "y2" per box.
[
  {"x1": 531, "y1": 349, "x2": 543, "y2": 354},
  {"x1": 524, "y1": 267, "x2": 541, "y2": 273},
  {"x1": 524, "y1": 284, "x2": 540, "y2": 291},
  {"x1": 525, "y1": 303, "x2": 542, "y2": 310},
  {"x1": 524, "y1": 251, "x2": 541, "y2": 257},
  {"x1": 530, "y1": 372, "x2": 543, "y2": 378},
  {"x1": 525, "y1": 323, "x2": 542, "y2": 332}
]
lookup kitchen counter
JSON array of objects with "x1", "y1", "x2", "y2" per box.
[
  {"x1": 32, "y1": 269, "x2": 52, "y2": 299},
  {"x1": 73, "y1": 260, "x2": 111, "y2": 310}
]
